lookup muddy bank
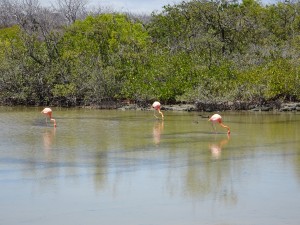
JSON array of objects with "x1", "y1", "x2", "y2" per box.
[
  {"x1": 86, "y1": 100, "x2": 300, "y2": 112},
  {"x1": 193, "y1": 101, "x2": 300, "y2": 112}
]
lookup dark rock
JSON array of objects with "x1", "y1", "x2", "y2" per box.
[{"x1": 261, "y1": 106, "x2": 271, "y2": 111}]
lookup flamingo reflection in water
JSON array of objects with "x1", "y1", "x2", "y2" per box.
[
  {"x1": 209, "y1": 134, "x2": 230, "y2": 159},
  {"x1": 43, "y1": 128, "x2": 56, "y2": 159},
  {"x1": 153, "y1": 121, "x2": 164, "y2": 145}
]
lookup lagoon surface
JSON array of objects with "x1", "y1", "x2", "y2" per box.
[{"x1": 0, "y1": 107, "x2": 300, "y2": 225}]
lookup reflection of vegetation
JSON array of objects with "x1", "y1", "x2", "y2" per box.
[
  {"x1": 1, "y1": 1, "x2": 300, "y2": 105},
  {"x1": 177, "y1": 135, "x2": 237, "y2": 205},
  {"x1": 10, "y1": 110, "x2": 299, "y2": 204},
  {"x1": 184, "y1": 163, "x2": 238, "y2": 206}
]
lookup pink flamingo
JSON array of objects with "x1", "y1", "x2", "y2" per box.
[
  {"x1": 152, "y1": 101, "x2": 164, "y2": 119},
  {"x1": 208, "y1": 114, "x2": 230, "y2": 134},
  {"x1": 41, "y1": 108, "x2": 57, "y2": 127}
]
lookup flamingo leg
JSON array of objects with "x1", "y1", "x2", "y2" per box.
[
  {"x1": 51, "y1": 118, "x2": 57, "y2": 127},
  {"x1": 158, "y1": 109, "x2": 164, "y2": 120},
  {"x1": 154, "y1": 110, "x2": 159, "y2": 119},
  {"x1": 219, "y1": 123, "x2": 230, "y2": 134},
  {"x1": 211, "y1": 123, "x2": 217, "y2": 133}
]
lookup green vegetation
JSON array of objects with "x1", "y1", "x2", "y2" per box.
[{"x1": 1, "y1": 0, "x2": 300, "y2": 107}]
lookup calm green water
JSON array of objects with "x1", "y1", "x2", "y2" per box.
[{"x1": 0, "y1": 107, "x2": 300, "y2": 225}]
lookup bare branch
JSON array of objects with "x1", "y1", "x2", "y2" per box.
[{"x1": 55, "y1": 0, "x2": 89, "y2": 24}]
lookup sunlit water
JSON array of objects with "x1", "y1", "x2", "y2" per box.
[{"x1": 0, "y1": 107, "x2": 300, "y2": 225}]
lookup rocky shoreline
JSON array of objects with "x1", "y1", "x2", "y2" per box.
[
  {"x1": 193, "y1": 101, "x2": 300, "y2": 112},
  {"x1": 93, "y1": 101, "x2": 300, "y2": 112}
]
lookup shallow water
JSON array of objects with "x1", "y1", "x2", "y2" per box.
[{"x1": 0, "y1": 107, "x2": 300, "y2": 225}]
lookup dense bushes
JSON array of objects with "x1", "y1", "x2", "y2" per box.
[{"x1": 1, "y1": 0, "x2": 300, "y2": 107}]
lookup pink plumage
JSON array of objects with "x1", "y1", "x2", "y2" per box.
[
  {"x1": 152, "y1": 101, "x2": 161, "y2": 110},
  {"x1": 41, "y1": 108, "x2": 52, "y2": 114},
  {"x1": 209, "y1": 114, "x2": 222, "y2": 123},
  {"x1": 152, "y1": 101, "x2": 164, "y2": 119}
]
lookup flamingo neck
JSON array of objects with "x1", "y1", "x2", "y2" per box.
[{"x1": 220, "y1": 123, "x2": 230, "y2": 131}]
